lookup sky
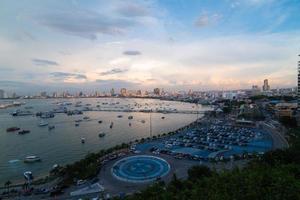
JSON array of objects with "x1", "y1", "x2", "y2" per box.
[{"x1": 0, "y1": 0, "x2": 300, "y2": 94}]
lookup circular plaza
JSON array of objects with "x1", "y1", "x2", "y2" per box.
[{"x1": 111, "y1": 155, "x2": 170, "y2": 183}]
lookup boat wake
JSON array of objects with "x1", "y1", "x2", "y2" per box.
[{"x1": 8, "y1": 159, "x2": 20, "y2": 163}]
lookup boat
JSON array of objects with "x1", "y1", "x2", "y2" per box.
[
  {"x1": 98, "y1": 132, "x2": 106, "y2": 138},
  {"x1": 83, "y1": 116, "x2": 90, "y2": 120},
  {"x1": 161, "y1": 116, "x2": 165, "y2": 119},
  {"x1": 75, "y1": 123, "x2": 80, "y2": 127},
  {"x1": 6, "y1": 127, "x2": 20, "y2": 132},
  {"x1": 129, "y1": 123, "x2": 132, "y2": 126},
  {"x1": 141, "y1": 120, "x2": 146, "y2": 123},
  {"x1": 39, "y1": 121, "x2": 48, "y2": 127},
  {"x1": 48, "y1": 125, "x2": 55, "y2": 130},
  {"x1": 24, "y1": 171, "x2": 34, "y2": 181},
  {"x1": 75, "y1": 119, "x2": 83, "y2": 123},
  {"x1": 81, "y1": 137, "x2": 85, "y2": 143},
  {"x1": 11, "y1": 110, "x2": 33, "y2": 116},
  {"x1": 40, "y1": 112, "x2": 55, "y2": 119},
  {"x1": 18, "y1": 130, "x2": 30, "y2": 135},
  {"x1": 117, "y1": 115, "x2": 123, "y2": 118},
  {"x1": 98, "y1": 120, "x2": 102, "y2": 124},
  {"x1": 110, "y1": 122, "x2": 113, "y2": 129},
  {"x1": 24, "y1": 156, "x2": 41, "y2": 163},
  {"x1": 128, "y1": 116, "x2": 133, "y2": 120}
]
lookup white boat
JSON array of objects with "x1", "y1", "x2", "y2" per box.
[
  {"x1": 24, "y1": 156, "x2": 41, "y2": 163},
  {"x1": 24, "y1": 171, "x2": 34, "y2": 181},
  {"x1": 39, "y1": 121, "x2": 48, "y2": 127}
]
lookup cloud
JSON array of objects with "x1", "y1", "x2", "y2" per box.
[
  {"x1": 34, "y1": 9, "x2": 136, "y2": 40},
  {"x1": 99, "y1": 68, "x2": 129, "y2": 76},
  {"x1": 116, "y1": 3, "x2": 149, "y2": 17},
  {"x1": 32, "y1": 58, "x2": 59, "y2": 66},
  {"x1": 123, "y1": 50, "x2": 141, "y2": 56},
  {"x1": 50, "y1": 72, "x2": 87, "y2": 80},
  {"x1": 194, "y1": 13, "x2": 222, "y2": 28}
]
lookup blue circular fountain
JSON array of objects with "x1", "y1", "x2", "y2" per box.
[{"x1": 111, "y1": 155, "x2": 170, "y2": 183}]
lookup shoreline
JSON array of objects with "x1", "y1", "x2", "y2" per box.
[{"x1": 0, "y1": 110, "x2": 204, "y2": 189}]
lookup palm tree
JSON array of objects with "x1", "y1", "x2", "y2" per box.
[{"x1": 4, "y1": 180, "x2": 11, "y2": 196}]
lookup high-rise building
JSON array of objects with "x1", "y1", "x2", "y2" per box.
[
  {"x1": 40, "y1": 91, "x2": 47, "y2": 97},
  {"x1": 298, "y1": 55, "x2": 300, "y2": 109},
  {"x1": 110, "y1": 88, "x2": 115, "y2": 96},
  {"x1": 153, "y1": 88, "x2": 160, "y2": 95},
  {"x1": 0, "y1": 89, "x2": 4, "y2": 99},
  {"x1": 262, "y1": 79, "x2": 270, "y2": 91},
  {"x1": 136, "y1": 90, "x2": 142, "y2": 96},
  {"x1": 120, "y1": 88, "x2": 127, "y2": 97}
]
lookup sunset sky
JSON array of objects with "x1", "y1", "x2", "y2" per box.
[{"x1": 0, "y1": 0, "x2": 300, "y2": 94}]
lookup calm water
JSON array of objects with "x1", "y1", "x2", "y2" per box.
[{"x1": 0, "y1": 98, "x2": 209, "y2": 184}]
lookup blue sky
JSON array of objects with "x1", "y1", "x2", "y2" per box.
[{"x1": 0, "y1": 0, "x2": 300, "y2": 94}]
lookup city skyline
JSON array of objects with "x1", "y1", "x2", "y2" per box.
[{"x1": 1, "y1": 0, "x2": 300, "y2": 94}]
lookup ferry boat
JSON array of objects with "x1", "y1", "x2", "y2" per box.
[
  {"x1": 18, "y1": 130, "x2": 30, "y2": 135},
  {"x1": 39, "y1": 121, "x2": 48, "y2": 127},
  {"x1": 6, "y1": 127, "x2": 20, "y2": 132},
  {"x1": 24, "y1": 156, "x2": 41, "y2": 163}
]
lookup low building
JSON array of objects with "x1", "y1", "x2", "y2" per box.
[{"x1": 275, "y1": 102, "x2": 297, "y2": 118}]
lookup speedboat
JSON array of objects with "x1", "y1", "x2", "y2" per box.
[
  {"x1": 18, "y1": 130, "x2": 30, "y2": 135},
  {"x1": 24, "y1": 156, "x2": 41, "y2": 163},
  {"x1": 39, "y1": 121, "x2": 48, "y2": 127}
]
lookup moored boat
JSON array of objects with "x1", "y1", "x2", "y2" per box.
[
  {"x1": 24, "y1": 156, "x2": 41, "y2": 163},
  {"x1": 18, "y1": 130, "x2": 30, "y2": 135},
  {"x1": 6, "y1": 127, "x2": 20, "y2": 132},
  {"x1": 98, "y1": 132, "x2": 106, "y2": 138},
  {"x1": 39, "y1": 121, "x2": 49, "y2": 127}
]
